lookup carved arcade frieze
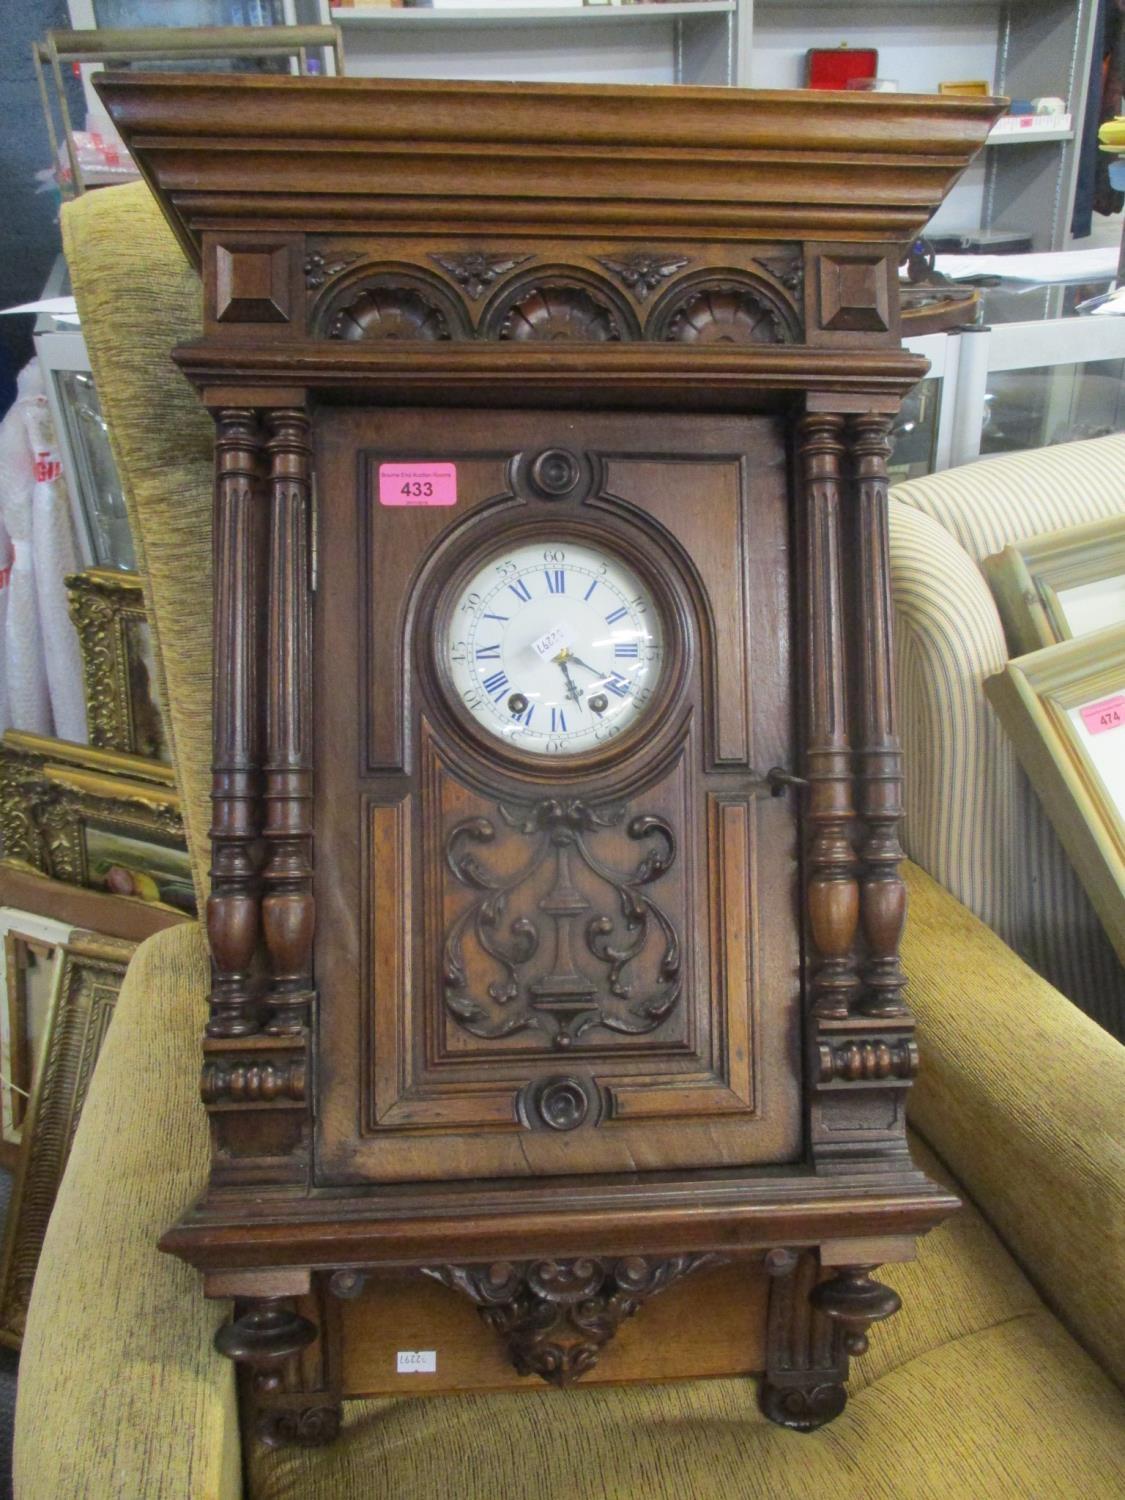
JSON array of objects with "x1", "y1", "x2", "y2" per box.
[{"x1": 306, "y1": 244, "x2": 805, "y2": 347}]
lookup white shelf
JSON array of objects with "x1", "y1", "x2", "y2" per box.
[
  {"x1": 987, "y1": 125, "x2": 1074, "y2": 146},
  {"x1": 332, "y1": 3, "x2": 734, "y2": 24},
  {"x1": 755, "y1": 0, "x2": 1056, "y2": 6}
]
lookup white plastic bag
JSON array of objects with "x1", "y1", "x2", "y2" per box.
[
  {"x1": 21, "y1": 379, "x2": 87, "y2": 743},
  {"x1": 0, "y1": 365, "x2": 48, "y2": 736}
]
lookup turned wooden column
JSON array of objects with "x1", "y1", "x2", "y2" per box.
[
  {"x1": 810, "y1": 1263, "x2": 902, "y2": 1355},
  {"x1": 262, "y1": 408, "x2": 317, "y2": 1036},
  {"x1": 849, "y1": 413, "x2": 908, "y2": 1018},
  {"x1": 799, "y1": 412, "x2": 860, "y2": 1020},
  {"x1": 207, "y1": 408, "x2": 266, "y2": 1039}
]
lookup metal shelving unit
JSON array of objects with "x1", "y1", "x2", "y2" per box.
[
  {"x1": 61, "y1": 0, "x2": 1102, "y2": 246},
  {"x1": 896, "y1": 313, "x2": 1125, "y2": 481},
  {"x1": 327, "y1": 0, "x2": 742, "y2": 83},
  {"x1": 331, "y1": 3, "x2": 736, "y2": 21}
]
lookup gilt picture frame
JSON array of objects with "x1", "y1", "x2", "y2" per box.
[
  {"x1": 985, "y1": 624, "x2": 1125, "y2": 965},
  {"x1": 66, "y1": 568, "x2": 169, "y2": 762},
  {"x1": 0, "y1": 930, "x2": 135, "y2": 1348},
  {"x1": 983, "y1": 515, "x2": 1125, "y2": 656},
  {"x1": 0, "y1": 733, "x2": 193, "y2": 915}
]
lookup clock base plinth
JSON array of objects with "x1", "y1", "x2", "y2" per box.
[
  {"x1": 193, "y1": 1167, "x2": 932, "y2": 1447},
  {"x1": 206, "y1": 1244, "x2": 903, "y2": 1446}
]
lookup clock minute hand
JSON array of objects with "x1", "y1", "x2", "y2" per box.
[{"x1": 563, "y1": 653, "x2": 606, "y2": 680}]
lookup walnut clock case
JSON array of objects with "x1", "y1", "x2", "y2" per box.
[{"x1": 97, "y1": 75, "x2": 1002, "y2": 1446}]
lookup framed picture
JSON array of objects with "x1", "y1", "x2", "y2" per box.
[
  {"x1": 985, "y1": 624, "x2": 1125, "y2": 965},
  {"x1": 34, "y1": 329, "x2": 137, "y2": 572},
  {"x1": 983, "y1": 515, "x2": 1125, "y2": 656},
  {"x1": 66, "y1": 568, "x2": 168, "y2": 762},
  {"x1": 0, "y1": 910, "x2": 74, "y2": 1149},
  {"x1": 0, "y1": 865, "x2": 190, "y2": 947},
  {"x1": 0, "y1": 930, "x2": 135, "y2": 1348},
  {"x1": 0, "y1": 733, "x2": 193, "y2": 915}
]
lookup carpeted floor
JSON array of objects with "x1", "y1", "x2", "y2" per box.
[{"x1": 0, "y1": 1169, "x2": 17, "y2": 1500}]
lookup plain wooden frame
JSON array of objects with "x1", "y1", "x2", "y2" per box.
[
  {"x1": 984, "y1": 515, "x2": 1125, "y2": 656},
  {"x1": 986, "y1": 623, "x2": 1125, "y2": 966}
]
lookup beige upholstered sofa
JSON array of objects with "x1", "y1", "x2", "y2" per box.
[
  {"x1": 889, "y1": 438, "x2": 1125, "y2": 1038},
  {"x1": 12, "y1": 182, "x2": 1125, "y2": 1499}
]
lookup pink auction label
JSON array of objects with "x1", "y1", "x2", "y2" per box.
[
  {"x1": 378, "y1": 462, "x2": 457, "y2": 507},
  {"x1": 1080, "y1": 695, "x2": 1125, "y2": 736}
]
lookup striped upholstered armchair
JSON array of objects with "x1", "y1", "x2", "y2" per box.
[
  {"x1": 12, "y1": 183, "x2": 1125, "y2": 1498},
  {"x1": 888, "y1": 439, "x2": 1125, "y2": 1040}
]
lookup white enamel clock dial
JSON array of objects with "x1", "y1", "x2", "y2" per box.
[{"x1": 445, "y1": 540, "x2": 665, "y2": 756}]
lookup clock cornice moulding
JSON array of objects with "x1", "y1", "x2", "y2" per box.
[{"x1": 93, "y1": 74, "x2": 1004, "y2": 264}]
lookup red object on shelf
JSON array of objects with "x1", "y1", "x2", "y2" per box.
[{"x1": 806, "y1": 48, "x2": 879, "y2": 91}]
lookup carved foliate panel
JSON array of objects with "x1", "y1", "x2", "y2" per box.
[
  {"x1": 313, "y1": 407, "x2": 802, "y2": 1185},
  {"x1": 440, "y1": 786, "x2": 684, "y2": 1053}
]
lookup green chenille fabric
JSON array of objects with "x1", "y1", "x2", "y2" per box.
[
  {"x1": 14, "y1": 876, "x2": 1125, "y2": 1500},
  {"x1": 14, "y1": 922, "x2": 240, "y2": 1500},
  {"x1": 61, "y1": 181, "x2": 214, "y2": 907},
  {"x1": 903, "y1": 863, "x2": 1125, "y2": 1389},
  {"x1": 16, "y1": 179, "x2": 1120, "y2": 1500}
]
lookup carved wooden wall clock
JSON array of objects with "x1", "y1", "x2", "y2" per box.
[{"x1": 98, "y1": 74, "x2": 1002, "y2": 1446}]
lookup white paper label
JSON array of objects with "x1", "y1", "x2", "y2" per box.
[
  {"x1": 396, "y1": 1349, "x2": 437, "y2": 1374},
  {"x1": 532, "y1": 622, "x2": 573, "y2": 660}
]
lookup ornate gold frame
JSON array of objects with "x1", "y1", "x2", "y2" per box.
[
  {"x1": 986, "y1": 624, "x2": 1125, "y2": 965},
  {"x1": 66, "y1": 568, "x2": 169, "y2": 762},
  {"x1": 0, "y1": 930, "x2": 135, "y2": 1347},
  {"x1": 983, "y1": 515, "x2": 1125, "y2": 656},
  {"x1": 0, "y1": 732, "x2": 191, "y2": 915}
]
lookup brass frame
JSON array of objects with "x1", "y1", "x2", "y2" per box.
[
  {"x1": 0, "y1": 930, "x2": 135, "y2": 1348},
  {"x1": 0, "y1": 732, "x2": 189, "y2": 916},
  {"x1": 66, "y1": 568, "x2": 168, "y2": 762},
  {"x1": 983, "y1": 515, "x2": 1125, "y2": 656},
  {"x1": 985, "y1": 624, "x2": 1125, "y2": 965}
]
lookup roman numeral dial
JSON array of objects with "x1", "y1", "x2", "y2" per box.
[{"x1": 444, "y1": 540, "x2": 665, "y2": 756}]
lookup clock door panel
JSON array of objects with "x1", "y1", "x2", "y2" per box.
[{"x1": 314, "y1": 408, "x2": 802, "y2": 1184}]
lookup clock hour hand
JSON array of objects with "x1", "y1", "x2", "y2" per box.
[{"x1": 554, "y1": 656, "x2": 583, "y2": 708}]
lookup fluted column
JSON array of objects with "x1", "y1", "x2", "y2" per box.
[
  {"x1": 799, "y1": 412, "x2": 860, "y2": 1020},
  {"x1": 262, "y1": 408, "x2": 317, "y2": 1036},
  {"x1": 207, "y1": 408, "x2": 266, "y2": 1038},
  {"x1": 849, "y1": 413, "x2": 908, "y2": 1018}
]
